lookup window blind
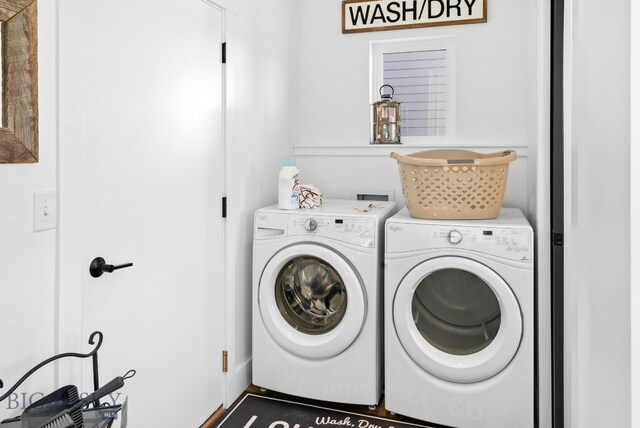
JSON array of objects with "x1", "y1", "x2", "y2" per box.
[{"x1": 383, "y1": 49, "x2": 448, "y2": 137}]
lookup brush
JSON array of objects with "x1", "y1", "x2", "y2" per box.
[
  {"x1": 39, "y1": 414, "x2": 74, "y2": 428},
  {"x1": 20, "y1": 385, "x2": 79, "y2": 428},
  {"x1": 37, "y1": 371, "x2": 135, "y2": 428}
]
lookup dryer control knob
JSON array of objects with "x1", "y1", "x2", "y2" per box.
[
  {"x1": 305, "y1": 219, "x2": 318, "y2": 232},
  {"x1": 448, "y1": 230, "x2": 463, "y2": 244}
]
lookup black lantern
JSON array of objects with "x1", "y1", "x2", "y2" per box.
[{"x1": 371, "y1": 84, "x2": 402, "y2": 144}]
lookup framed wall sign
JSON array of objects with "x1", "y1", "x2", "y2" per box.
[
  {"x1": 0, "y1": 0, "x2": 39, "y2": 164},
  {"x1": 342, "y1": 0, "x2": 487, "y2": 34}
]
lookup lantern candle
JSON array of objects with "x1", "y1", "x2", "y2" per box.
[{"x1": 371, "y1": 84, "x2": 402, "y2": 144}]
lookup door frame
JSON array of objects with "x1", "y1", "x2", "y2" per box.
[
  {"x1": 55, "y1": 0, "x2": 232, "y2": 411},
  {"x1": 550, "y1": 0, "x2": 564, "y2": 427},
  {"x1": 631, "y1": 1, "x2": 639, "y2": 425}
]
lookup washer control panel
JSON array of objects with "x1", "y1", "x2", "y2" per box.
[
  {"x1": 290, "y1": 216, "x2": 376, "y2": 248},
  {"x1": 387, "y1": 223, "x2": 532, "y2": 263}
]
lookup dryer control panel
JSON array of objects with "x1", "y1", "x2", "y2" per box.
[
  {"x1": 387, "y1": 223, "x2": 533, "y2": 263},
  {"x1": 442, "y1": 227, "x2": 532, "y2": 261}
]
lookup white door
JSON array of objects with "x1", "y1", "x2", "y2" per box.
[
  {"x1": 393, "y1": 257, "x2": 522, "y2": 383},
  {"x1": 58, "y1": 1, "x2": 224, "y2": 427}
]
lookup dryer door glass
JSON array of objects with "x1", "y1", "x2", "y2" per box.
[
  {"x1": 275, "y1": 256, "x2": 348, "y2": 335},
  {"x1": 413, "y1": 268, "x2": 501, "y2": 355}
]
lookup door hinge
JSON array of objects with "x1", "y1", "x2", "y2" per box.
[
  {"x1": 222, "y1": 42, "x2": 227, "y2": 64},
  {"x1": 222, "y1": 197, "x2": 227, "y2": 218},
  {"x1": 552, "y1": 232, "x2": 564, "y2": 247},
  {"x1": 222, "y1": 350, "x2": 228, "y2": 373}
]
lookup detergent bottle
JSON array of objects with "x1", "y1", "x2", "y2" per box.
[{"x1": 278, "y1": 157, "x2": 300, "y2": 210}]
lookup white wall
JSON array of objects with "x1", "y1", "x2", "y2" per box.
[
  {"x1": 564, "y1": 0, "x2": 631, "y2": 427},
  {"x1": 299, "y1": 0, "x2": 539, "y2": 150},
  {"x1": 630, "y1": 1, "x2": 639, "y2": 427},
  {"x1": 0, "y1": 1, "x2": 57, "y2": 420},
  {"x1": 223, "y1": 0, "x2": 300, "y2": 406},
  {"x1": 295, "y1": 0, "x2": 543, "y2": 219}
]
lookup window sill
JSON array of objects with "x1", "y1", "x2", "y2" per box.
[{"x1": 294, "y1": 144, "x2": 528, "y2": 158}]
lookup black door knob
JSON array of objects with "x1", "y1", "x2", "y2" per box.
[{"x1": 90, "y1": 257, "x2": 134, "y2": 278}]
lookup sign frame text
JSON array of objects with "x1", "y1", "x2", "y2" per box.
[{"x1": 342, "y1": 0, "x2": 487, "y2": 34}]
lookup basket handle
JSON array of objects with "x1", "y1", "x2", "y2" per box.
[
  {"x1": 472, "y1": 150, "x2": 517, "y2": 165},
  {"x1": 390, "y1": 150, "x2": 517, "y2": 166}
]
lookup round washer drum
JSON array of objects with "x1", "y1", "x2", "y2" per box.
[
  {"x1": 259, "y1": 243, "x2": 366, "y2": 360},
  {"x1": 393, "y1": 256, "x2": 522, "y2": 383}
]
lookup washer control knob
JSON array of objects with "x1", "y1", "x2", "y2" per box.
[
  {"x1": 305, "y1": 219, "x2": 318, "y2": 232},
  {"x1": 448, "y1": 230, "x2": 463, "y2": 245}
]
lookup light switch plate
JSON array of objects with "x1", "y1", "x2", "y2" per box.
[{"x1": 34, "y1": 190, "x2": 57, "y2": 232}]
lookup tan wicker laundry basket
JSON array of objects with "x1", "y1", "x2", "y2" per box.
[{"x1": 390, "y1": 149, "x2": 517, "y2": 220}]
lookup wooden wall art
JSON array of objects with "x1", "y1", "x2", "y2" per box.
[
  {"x1": 0, "y1": 0, "x2": 38, "y2": 163},
  {"x1": 343, "y1": 0, "x2": 487, "y2": 34}
]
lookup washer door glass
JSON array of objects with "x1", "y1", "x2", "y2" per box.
[
  {"x1": 259, "y1": 244, "x2": 366, "y2": 360},
  {"x1": 413, "y1": 268, "x2": 501, "y2": 355},
  {"x1": 275, "y1": 256, "x2": 347, "y2": 335},
  {"x1": 394, "y1": 257, "x2": 522, "y2": 383}
]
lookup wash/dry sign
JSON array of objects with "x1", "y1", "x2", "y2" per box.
[{"x1": 342, "y1": 0, "x2": 487, "y2": 33}]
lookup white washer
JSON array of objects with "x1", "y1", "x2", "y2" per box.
[
  {"x1": 384, "y1": 208, "x2": 534, "y2": 428},
  {"x1": 253, "y1": 200, "x2": 396, "y2": 405}
]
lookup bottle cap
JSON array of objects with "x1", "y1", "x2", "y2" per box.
[{"x1": 283, "y1": 157, "x2": 296, "y2": 166}]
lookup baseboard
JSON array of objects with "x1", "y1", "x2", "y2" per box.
[{"x1": 224, "y1": 357, "x2": 252, "y2": 407}]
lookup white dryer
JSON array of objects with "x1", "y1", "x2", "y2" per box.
[
  {"x1": 253, "y1": 200, "x2": 396, "y2": 405},
  {"x1": 384, "y1": 208, "x2": 534, "y2": 428}
]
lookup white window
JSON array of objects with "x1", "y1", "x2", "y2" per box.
[{"x1": 371, "y1": 36, "x2": 456, "y2": 144}]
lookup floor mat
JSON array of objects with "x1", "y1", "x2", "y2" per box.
[{"x1": 213, "y1": 393, "x2": 437, "y2": 428}]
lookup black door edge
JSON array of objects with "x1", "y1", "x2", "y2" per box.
[{"x1": 551, "y1": 0, "x2": 565, "y2": 427}]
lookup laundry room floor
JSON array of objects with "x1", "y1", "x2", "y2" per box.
[{"x1": 202, "y1": 385, "x2": 442, "y2": 428}]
